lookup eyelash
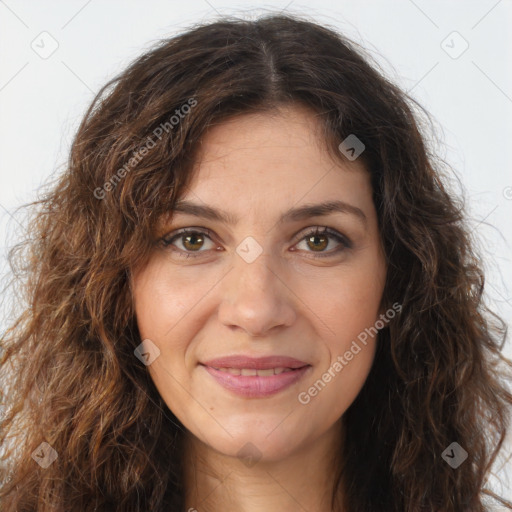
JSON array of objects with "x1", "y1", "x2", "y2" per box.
[{"x1": 159, "y1": 227, "x2": 352, "y2": 259}]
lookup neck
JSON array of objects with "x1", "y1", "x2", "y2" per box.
[{"x1": 183, "y1": 418, "x2": 346, "y2": 512}]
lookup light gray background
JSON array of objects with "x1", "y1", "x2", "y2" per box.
[{"x1": 1, "y1": 0, "x2": 511, "y2": 506}]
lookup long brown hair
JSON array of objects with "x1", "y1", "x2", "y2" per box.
[{"x1": 1, "y1": 13, "x2": 511, "y2": 511}]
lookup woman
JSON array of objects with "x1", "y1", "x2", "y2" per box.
[{"x1": 1, "y1": 13, "x2": 511, "y2": 512}]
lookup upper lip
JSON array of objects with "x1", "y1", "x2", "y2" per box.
[{"x1": 201, "y1": 355, "x2": 310, "y2": 370}]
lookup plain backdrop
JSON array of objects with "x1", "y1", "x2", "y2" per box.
[{"x1": 1, "y1": 0, "x2": 511, "y2": 506}]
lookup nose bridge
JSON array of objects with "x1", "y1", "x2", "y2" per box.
[
  {"x1": 235, "y1": 246, "x2": 276, "y2": 295},
  {"x1": 217, "y1": 244, "x2": 295, "y2": 337}
]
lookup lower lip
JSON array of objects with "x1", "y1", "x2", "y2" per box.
[{"x1": 201, "y1": 365, "x2": 311, "y2": 398}]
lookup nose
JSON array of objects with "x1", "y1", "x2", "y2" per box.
[{"x1": 217, "y1": 250, "x2": 296, "y2": 338}]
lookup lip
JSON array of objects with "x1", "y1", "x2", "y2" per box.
[{"x1": 200, "y1": 355, "x2": 311, "y2": 398}]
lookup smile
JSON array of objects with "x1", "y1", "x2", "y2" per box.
[{"x1": 200, "y1": 364, "x2": 311, "y2": 398}]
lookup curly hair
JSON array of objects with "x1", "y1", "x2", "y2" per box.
[{"x1": 1, "y1": 13, "x2": 511, "y2": 512}]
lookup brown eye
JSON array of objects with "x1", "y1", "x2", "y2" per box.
[
  {"x1": 160, "y1": 226, "x2": 352, "y2": 260},
  {"x1": 306, "y1": 233, "x2": 329, "y2": 252},
  {"x1": 181, "y1": 232, "x2": 205, "y2": 251},
  {"x1": 161, "y1": 228, "x2": 216, "y2": 258},
  {"x1": 294, "y1": 227, "x2": 352, "y2": 256}
]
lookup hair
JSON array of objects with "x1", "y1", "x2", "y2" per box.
[{"x1": 1, "y1": 12, "x2": 511, "y2": 512}]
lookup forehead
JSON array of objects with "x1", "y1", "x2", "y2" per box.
[
  {"x1": 195, "y1": 105, "x2": 331, "y2": 171},
  {"x1": 184, "y1": 106, "x2": 372, "y2": 209}
]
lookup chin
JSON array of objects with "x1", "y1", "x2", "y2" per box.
[{"x1": 194, "y1": 417, "x2": 307, "y2": 464}]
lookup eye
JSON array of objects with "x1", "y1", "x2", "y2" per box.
[
  {"x1": 159, "y1": 226, "x2": 352, "y2": 259},
  {"x1": 292, "y1": 227, "x2": 352, "y2": 257},
  {"x1": 160, "y1": 228, "x2": 217, "y2": 258}
]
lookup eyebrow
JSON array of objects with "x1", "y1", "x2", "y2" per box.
[{"x1": 170, "y1": 199, "x2": 367, "y2": 227}]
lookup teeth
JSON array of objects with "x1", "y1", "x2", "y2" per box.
[
  {"x1": 256, "y1": 368, "x2": 275, "y2": 376},
  {"x1": 213, "y1": 367, "x2": 296, "y2": 376},
  {"x1": 221, "y1": 367, "x2": 241, "y2": 375}
]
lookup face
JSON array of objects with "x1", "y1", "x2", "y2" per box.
[{"x1": 131, "y1": 104, "x2": 387, "y2": 463}]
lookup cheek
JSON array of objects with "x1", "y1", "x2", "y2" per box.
[
  {"x1": 299, "y1": 252, "x2": 384, "y2": 400},
  {"x1": 131, "y1": 258, "x2": 222, "y2": 408},
  {"x1": 301, "y1": 339, "x2": 376, "y2": 428},
  {"x1": 298, "y1": 288, "x2": 379, "y2": 421},
  {"x1": 302, "y1": 253, "x2": 385, "y2": 344},
  {"x1": 132, "y1": 256, "x2": 213, "y2": 344}
]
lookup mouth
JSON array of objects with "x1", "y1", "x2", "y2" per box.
[{"x1": 199, "y1": 355, "x2": 311, "y2": 398}]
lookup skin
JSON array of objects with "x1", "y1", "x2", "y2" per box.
[{"x1": 131, "y1": 104, "x2": 387, "y2": 512}]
